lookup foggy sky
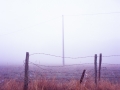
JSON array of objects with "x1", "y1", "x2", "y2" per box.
[{"x1": 0, "y1": 0, "x2": 120, "y2": 65}]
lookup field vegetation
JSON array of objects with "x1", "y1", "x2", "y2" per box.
[
  {"x1": 0, "y1": 64, "x2": 120, "y2": 90},
  {"x1": 0, "y1": 78, "x2": 120, "y2": 90}
]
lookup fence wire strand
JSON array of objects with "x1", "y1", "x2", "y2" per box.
[{"x1": 29, "y1": 53, "x2": 120, "y2": 59}]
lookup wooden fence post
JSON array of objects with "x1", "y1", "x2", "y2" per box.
[
  {"x1": 80, "y1": 70, "x2": 86, "y2": 84},
  {"x1": 94, "y1": 54, "x2": 97, "y2": 85},
  {"x1": 24, "y1": 52, "x2": 29, "y2": 90},
  {"x1": 99, "y1": 53, "x2": 102, "y2": 81}
]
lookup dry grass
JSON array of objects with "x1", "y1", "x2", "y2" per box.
[{"x1": 0, "y1": 78, "x2": 120, "y2": 90}]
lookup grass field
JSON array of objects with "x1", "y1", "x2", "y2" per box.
[
  {"x1": 0, "y1": 64, "x2": 120, "y2": 90},
  {"x1": 0, "y1": 78, "x2": 120, "y2": 90}
]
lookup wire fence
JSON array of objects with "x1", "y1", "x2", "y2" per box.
[
  {"x1": 0, "y1": 52, "x2": 120, "y2": 86},
  {"x1": 28, "y1": 63, "x2": 120, "y2": 84},
  {"x1": 29, "y1": 53, "x2": 120, "y2": 83},
  {"x1": 29, "y1": 53, "x2": 120, "y2": 58}
]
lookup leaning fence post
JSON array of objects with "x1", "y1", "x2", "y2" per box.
[
  {"x1": 94, "y1": 54, "x2": 97, "y2": 85},
  {"x1": 80, "y1": 70, "x2": 86, "y2": 84},
  {"x1": 99, "y1": 53, "x2": 102, "y2": 81},
  {"x1": 24, "y1": 52, "x2": 29, "y2": 90}
]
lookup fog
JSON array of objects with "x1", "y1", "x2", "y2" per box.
[{"x1": 0, "y1": 0, "x2": 120, "y2": 65}]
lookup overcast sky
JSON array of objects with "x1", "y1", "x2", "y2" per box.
[{"x1": 0, "y1": 0, "x2": 120, "y2": 65}]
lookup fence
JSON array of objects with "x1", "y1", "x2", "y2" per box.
[
  {"x1": 23, "y1": 52, "x2": 120, "y2": 90},
  {"x1": 0, "y1": 52, "x2": 120, "y2": 90}
]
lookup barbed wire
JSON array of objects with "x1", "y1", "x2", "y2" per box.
[
  {"x1": 28, "y1": 63, "x2": 120, "y2": 81},
  {"x1": 29, "y1": 53, "x2": 120, "y2": 59},
  {"x1": 29, "y1": 62, "x2": 52, "y2": 72},
  {"x1": 29, "y1": 61, "x2": 79, "y2": 73},
  {"x1": 30, "y1": 53, "x2": 94, "y2": 59},
  {"x1": 30, "y1": 53, "x2": 62, "y2": 57},
  {"x1": 29, "y1": 61, "x2": 94, "y2": 67},
  {"x1": 29, "y1": 61, "x2": 120, "y2": 79},
  {"x1": 103, "y1": 55, "x2": 120, "y2": 57},
  {"x1": 29, "y1": 62, "x2": 120, "y2": 68},
  {"x1": 1, "y1": 61, "x2": 120, "y2": 83}
]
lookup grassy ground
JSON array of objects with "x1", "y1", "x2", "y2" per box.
[{"x1": 0, "y1": 78, "x2": 120, "y2": 90}]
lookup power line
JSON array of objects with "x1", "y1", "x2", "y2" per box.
[
  {"x1": 1, "y1": 12, "x2": 120, "y2": 37},
  {"x1": 64, "y1": 12, "x2": 120, "y2": 16},
  {"x1": 0, "y1": 16, "x2": 61, "y2": 37}
]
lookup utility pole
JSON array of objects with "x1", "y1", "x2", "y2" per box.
[{"x1": 62, "y1": 15, "x2": 65, "y2": 66}]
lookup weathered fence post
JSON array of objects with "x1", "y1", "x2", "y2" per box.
[
  {"x1": 99, "y1": 53, "x2": 102, "y2": 81},
  {"x1": 94, "y1": 54, "x2": 97, "y2": 85},
  {"x1": 80, "y1": 70, "x2": 86, "y2": 84},
  {"x1": 24, "y1": 52, "x2": 29, "y2": 90}
]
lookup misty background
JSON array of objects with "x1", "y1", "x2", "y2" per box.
[{"x1": 0, "y1": 0, "x2": 120, "y2": 65}]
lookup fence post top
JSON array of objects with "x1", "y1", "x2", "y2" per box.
[
  {"x1": 26, "y1": 52, "x2": 29, "y2": 55},
  {"x1": 95, "y1": 54, "x2": 97, "y2": 57}
]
